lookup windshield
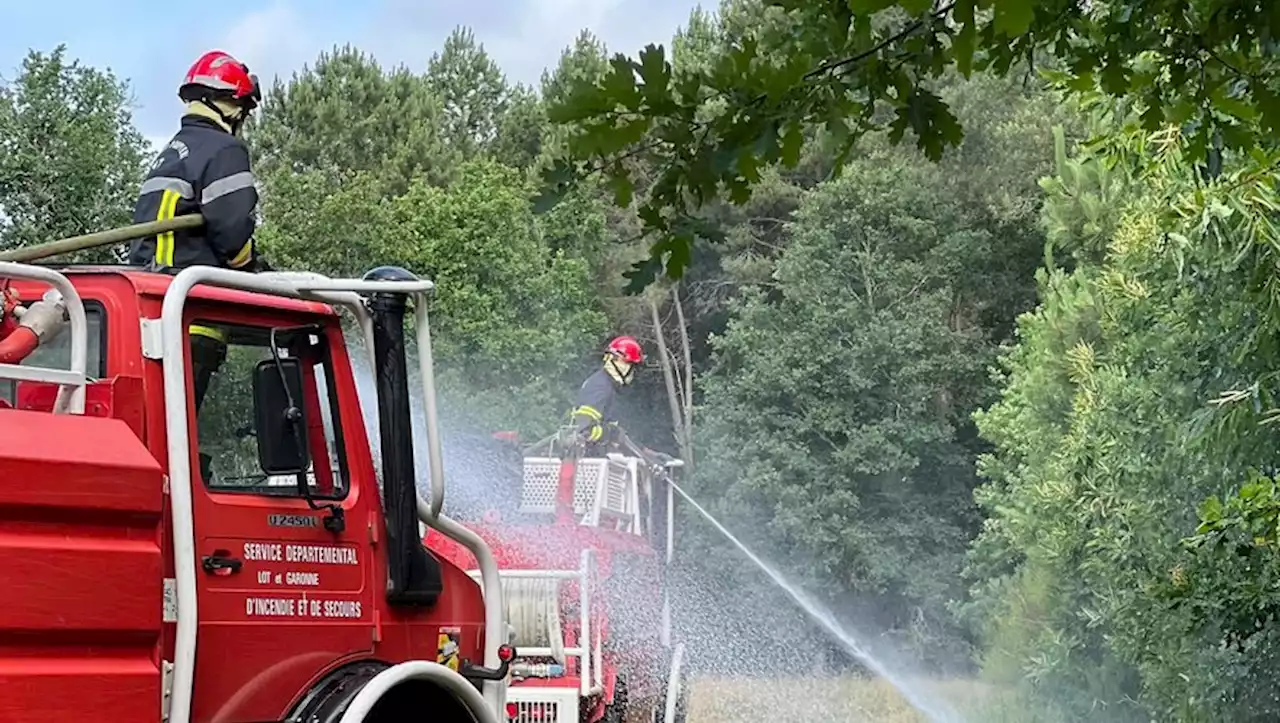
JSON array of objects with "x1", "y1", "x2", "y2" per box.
[{"x1": 193, "y1": 321, "x2": 349, "y2": 501}]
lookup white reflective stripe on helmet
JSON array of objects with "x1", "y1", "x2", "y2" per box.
[{"x1": 184, "y1": 74, "x2": 238, "y2": 91}]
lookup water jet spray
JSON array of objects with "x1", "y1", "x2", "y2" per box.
[{"x1": 651, "y1": 464, "x2": 964, "y2": 723}]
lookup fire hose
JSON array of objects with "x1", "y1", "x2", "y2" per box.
[
  {"x1": 0, "y1": 217, "x2": 205, "y2": 367},
  {"x1": 0, "y1": 281, "x2": 34, "y2": 364},
  {"x1": 0, "y1": 214, "x2": 205, "y2": 263}
]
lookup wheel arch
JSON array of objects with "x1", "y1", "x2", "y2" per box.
[
  {"x1": 287, "y1": 660, "x2": 391, "y2": 723},
  {"x1": 287, "y1": 659, "x2": 498, "y2": 723}
]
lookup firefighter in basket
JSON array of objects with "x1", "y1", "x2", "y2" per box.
[
  {"x1": 127, "y1": 50, "x2": 272, "y2": 480},
  {"x1": 568, "y1": 335, "x2": 645, "y2": 453}
]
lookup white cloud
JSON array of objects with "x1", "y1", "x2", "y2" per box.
[
  {"x1": 216, "y1": 0, "x2": 317, "y2": 88},
  {"x1": 483, "y1": 0, "x2": 627, "y2": 84},
  {"x1": 359, "y1": 0, "x2": 703, "y2": 88},
  {"x1": 494, "y1": 0, "x2": 705, "y2": 87},
  {"x1": 198, "y1": 0, "x2": 703, "y2": 114}
]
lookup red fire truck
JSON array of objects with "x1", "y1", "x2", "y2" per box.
[
  {"x1": 427, "y1": 429, "x2": 691, "y2": 723},
  {"x1": 0, "y1": 256, "x2": 511, "y2": 722}
]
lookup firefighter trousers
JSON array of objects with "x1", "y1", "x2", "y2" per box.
[{"x1": 191, "y1": 333, "x2": 227, "y2": 413}]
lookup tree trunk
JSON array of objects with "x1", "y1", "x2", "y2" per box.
[
  {"x1": 671, "y1": 285, "x2": 694, "y2": 467},
  {"x1": 649, "y1": 295, "x2": 686, "y2": 461}
]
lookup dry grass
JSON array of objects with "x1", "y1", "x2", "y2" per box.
[{"x1": 685, "y1": 676, "x2": 1032, "y2": 722}]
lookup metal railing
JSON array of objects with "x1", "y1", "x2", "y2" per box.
[
  {"x1": 520, "y1": 455, "x2": 643, "y2": 534},
  {"x1": 0, "y1": 262, "x2": 89, "y2": 414},
  {"x1": 470, "y1": 548, "x2": 603, "y2": 698},
  {"x1": 589, "y1": 453, "x2": 642, "y2": 533}
]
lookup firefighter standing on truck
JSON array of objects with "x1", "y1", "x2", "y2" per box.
[
  {"x1": 130, "y1": 49, "x2": 265, "y2": 277},
  {"x1": 570, "y1": 335, "x2": 645, "y2": 452},
  {"x1": 128, "y1": 50, "x2": 266, "y2": 480}
]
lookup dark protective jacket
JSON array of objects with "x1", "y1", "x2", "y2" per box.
[
  {"x1": 128, "y1": 115, "x2": 260, "y2": 272},
  {"x1": 572, "y1": 368, "x2": 619, "y2": 443}
]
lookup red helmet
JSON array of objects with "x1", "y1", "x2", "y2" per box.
[
  {"x1": 606, "y1": 335, "x2": 644, "y2": 364},
  {"x1": 179, "y1": 51, "x2": 262, "y2": 110}
]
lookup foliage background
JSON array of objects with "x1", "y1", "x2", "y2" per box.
[{"x1": 3, "y1": 2, "x2": 1279, "y2": 719}]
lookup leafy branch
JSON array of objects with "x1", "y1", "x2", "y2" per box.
[{"x1": 540, "y1": 0, "x2": 1280, "y2": 293}]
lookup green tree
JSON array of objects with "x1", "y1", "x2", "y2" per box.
[
  {"x1": 248, "y1": 45, "x2": 456, "y2": 194},
  {"x1": 253, "y1": 167, "x2": 389, "y2": 276},
  {"x1": 0, "y1": 45, "x2": 147, "y2": 258},
  {"x1": 541, "y1": 31, "x2": 612, "y2": 110},
  {"x1": 539, "y1": 31, "x2": 612, "y2": 161},
  {"x1": 491, "y1": 83, "x2": 545, "y2": 170},
  {"x1": 257, "y1": 156, "x2": 609, "y2": 436},
  {"x1": 687, "y1": 70, "x2": 1067, "y2": 667},
  {"x1": 251, "y1": 39, "x2": 611, "y2": 435},
  {"x1": 966, "y1": 101, "x2": 1280, "y2": 720},
  {"x1": 1159, "y1": 471, "x2": 1280, "y2": 722},
  {"x1": 696, "y1": 181, "x2": 989, "y2": 658},
  {"x1": 542, "y1": 0, "x2": 1280, "y2": 289},
  {"x1": 427, "y1": 27, "x2": 518, "y2": 161},
  {"x1": 376, "y1": 160, "x2": 609, "y2": 434},
  {"x1": 536, "y1": 30, "x2": 682, "y2": 454}
]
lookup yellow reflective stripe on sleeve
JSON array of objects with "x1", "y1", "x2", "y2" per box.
[
  {"x1": 154, "y1": 189, "x2": 181, "y2": 267},
  {"x1": 587, "y1": 425, "x2": 603, "y2": 442},
  {"x1": 227, "y1": 240, "x2": 254, "y2": 269},
  {"x1": 573, "y1": 405, "x2": 602, "y2": 421},
  {"x1": 152, "y1": 188, "x2": 169, "y2": 266},
  {"x1": 189, "y1": 324, "x2": 227, "y2": 343}
]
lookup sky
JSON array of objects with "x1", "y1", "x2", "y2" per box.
[{"x1": 0, "y1": 0, "x2": 706, "y2": 151}]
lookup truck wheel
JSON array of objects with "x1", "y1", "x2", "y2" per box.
[
  {"x1": 672, "y1": 686, "x2": 689, "y2": 723},
  {"x1": 290, "y1": 661, "x2": 486, "y2": 723},
  {"x1": 657, "y1": 643, "x2": 688, "y2": 723},
  {"x1": 602, "y1": 677, "x2": 628, "y2": 723},
  {"x1": 650, "y1": 689, "x2": 687, "y2": 723},
  {"x1": 360, "y1": 679, "x2": 480, "y2": 723}
]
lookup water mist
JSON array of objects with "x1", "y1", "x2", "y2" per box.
[
  {"x1": 663, "y1": 474, "x2": 964, "y2": 723},
  {"x1": 348, "y1": 331, "x2": 962, "y2": 721}
]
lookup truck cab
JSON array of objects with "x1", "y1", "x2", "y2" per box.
[{"x1": 0, "y1": 262, "x2": 507, "y2": 723}]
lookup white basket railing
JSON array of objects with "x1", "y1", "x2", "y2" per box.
[
  {"x1": 520, "y1": 456, "x2": 642, "y2": 534},
  {"x1": 0, "y1": 263, "x2": 89, "y2": 414}
]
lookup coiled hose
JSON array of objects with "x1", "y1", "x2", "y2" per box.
[{"x1": 502, "y1": 577, "x2": 566, "y2": 665}]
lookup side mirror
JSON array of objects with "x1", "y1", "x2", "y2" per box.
[{"x1": 252, "y1": 357, "x2": 311, "y2": 475}]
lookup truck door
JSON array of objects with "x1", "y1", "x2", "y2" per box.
[{"x1": 183, "y1": 316, "x2": 375, "y2": 720}]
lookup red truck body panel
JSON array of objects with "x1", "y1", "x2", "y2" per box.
[{"x1": 0, "y1": 409, "x2": 165, "y2": 722}]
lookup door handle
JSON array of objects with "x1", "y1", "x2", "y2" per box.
[{"x1": 201, "y1": 551, "x2": 243, "y2": 575}]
